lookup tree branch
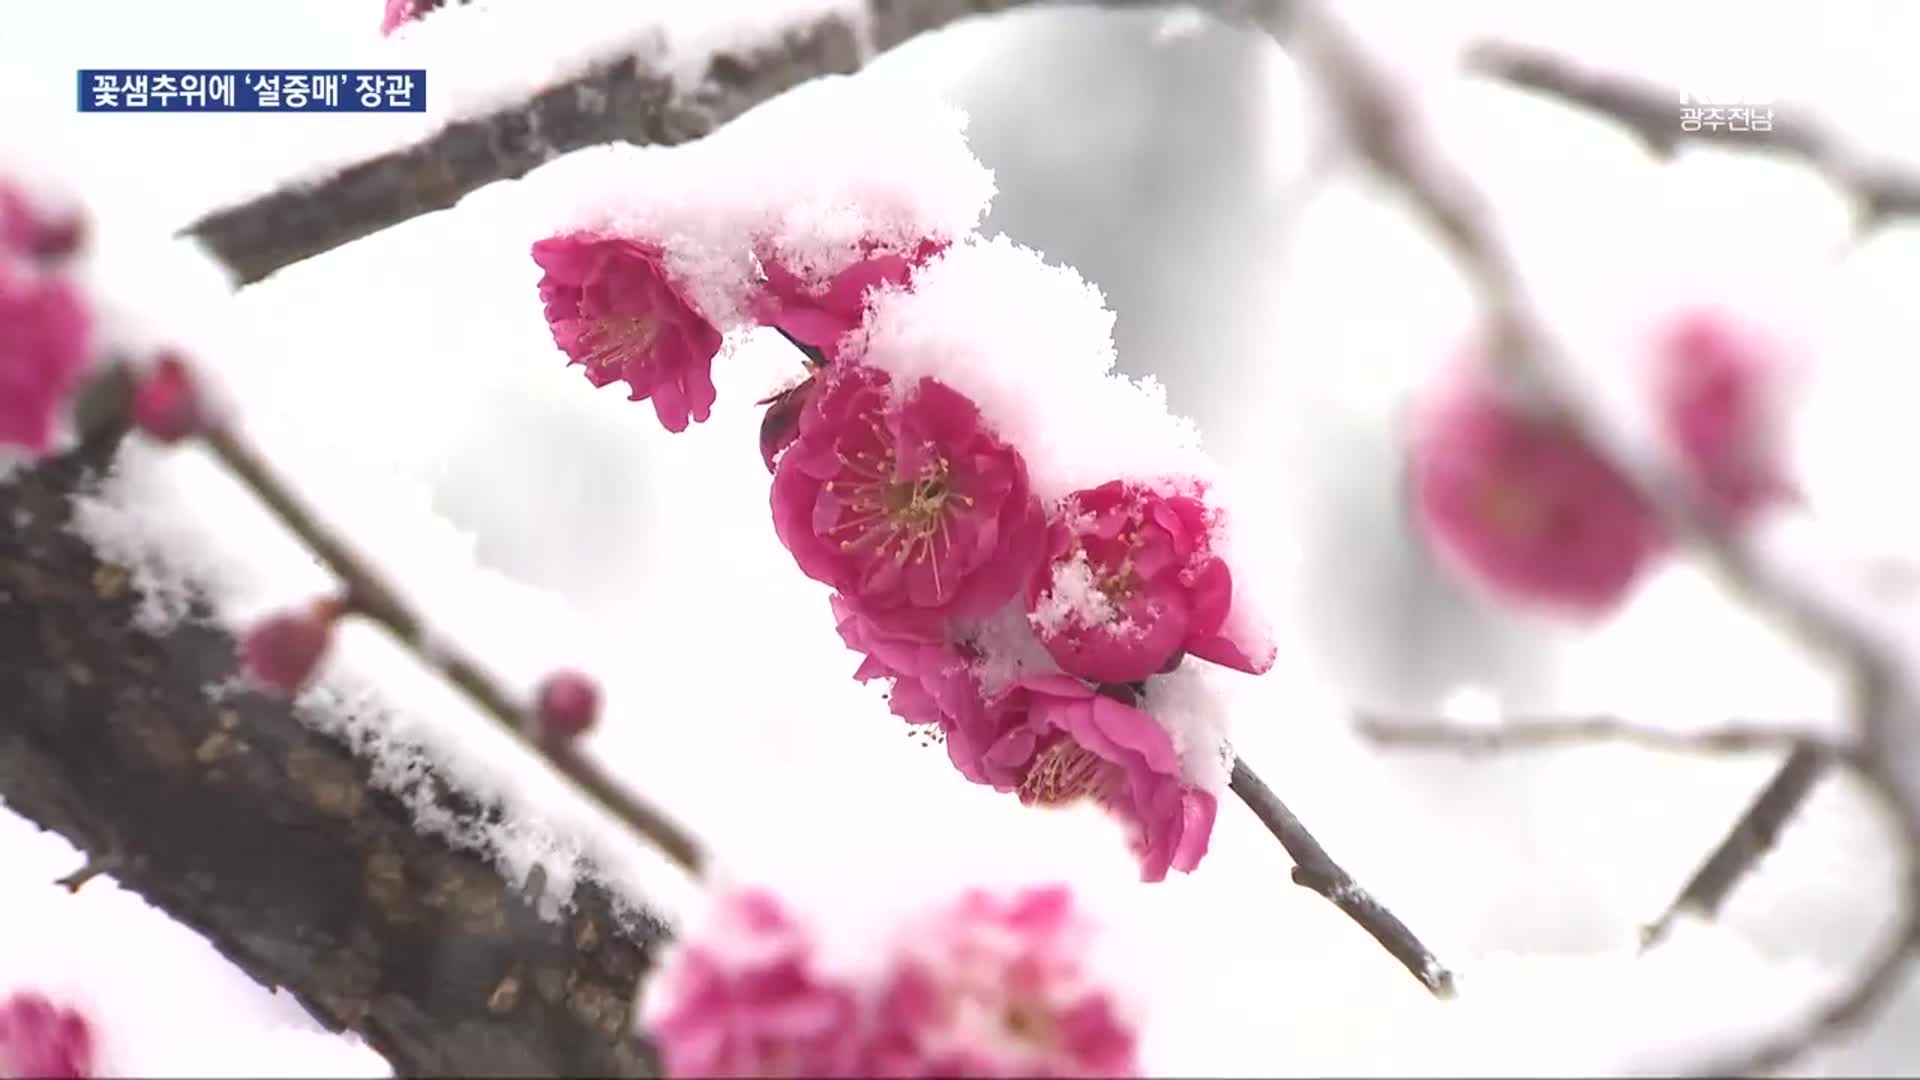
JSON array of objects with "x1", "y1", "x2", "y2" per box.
[
  {"x1": 0, "y1": 424, "x2": 670, "y2": 1077},
  {"x1": 195, "y1": 409, "x2": 707, "y2": 878},
  {"x1": 1640, "y1": 743, "x2": 1826, "y2": 949},
  {"x1": 182, "y1": 0, "x2": 1037, "y2": 284},
  {"x1": 1228, "y1": 757, "x2": 1456, "y2": 998}
]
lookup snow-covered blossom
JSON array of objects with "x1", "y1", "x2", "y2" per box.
[
  {"x1": 238, "y1": 597, "x2": 344, "y2": 695},
  {"x1": 647, "y1": 890, "x2": 866, "y2": 1078},
  {"x1": 0, "y1": 184, "x2": 82, "y2": 262},
  {"x1": 866, "y1": 885, "x2": 1140, "y2": 1077},
  {"x1": 1408, "y1": 358, "x2": 1667, "y2": 616},
  {"x1": 643, "y1": 886, "x2": 1137, "y2": 1079},
  {"x1": 771, "y1": 364, "x2": 1046, "y2": 638},
  {"x1": 0, "y1": 258, "x2": 92, "y2": 454},
  {"x1": 130, "y1": 352, "x2": 205, "y2": 444},
  {"x1": 530, "y1": 669, "x2": 599, "y2": 743},
  {"x1": 0, "y1": 991, "x2": 96, "y2": 1079},
  {"x1": 531, "y1": 233, "x2": 725, "y2": 434},
  {"x1": 1649, "y1": 309, "x2": 1793, "y2": 523},
  {"x1": 752, "y1": 239, "x2": 943, "y2": 361},
  {"x1": 1027, "y1": 480, "x2": 1264, "y2": 683}
]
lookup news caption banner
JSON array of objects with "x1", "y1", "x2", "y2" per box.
[{"x1": 77, "y1": 70, "x2": 426, "y2": 112}]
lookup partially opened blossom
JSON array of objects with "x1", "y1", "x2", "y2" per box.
[
  {"x1": 753, "y1": 238, "x2": 943, "y2": 361},
  {"x1": 0, "y1": 991, "x2": 97, "y2": 1079},
  {"x1": 772, "y1": 365, "x2": 1046, "y2": 638},
  {"x1": 647, "y1": 890, "x2": 866, "y2": 1078},
  {"x1": 1651, "y1": 309, "x2": 1794, "y2": 523},
  {"x1": 0, "y1": 259, "x2": 92, "y2": 454},
  {"x1": 531, "y1": 233, "x2": 725, "y2": 434},
  {"x1": 864, "y1": 885, "x2": 1139, "y2": 1078},
  {"x1": 1028, "y1": 480, "x2": 1265, "y2": 683},
  {"x1": 1408, "y1": 358, "x2": 1667, "y2": 617},
  {"x1": 976, "y1": 676, "x2": 1215, "y2": 882}
]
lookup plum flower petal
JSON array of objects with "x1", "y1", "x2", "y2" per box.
[
  {"x1": 1409, "y1": 358, "x2": 1667, "y2": 617},
  {"x1": 1027, "y1": 480, "x2": 1264, "y2": 682},
  {"x1": 0, "y1": 991, "x2": 97, "y2": 1079},
  {"x1": 753, "y1": 239, "x2": 943, "y2": 361},
  {"x1": 996, "y1": 676, "x2": 1215, "y2": 882},
  {"x1": 531, "y1": 233, "x2": 724, "y2": 434},
  {"x1": 0, "y1": 259, "x2": 93, "y2": 454},
  {"x1": 832, "y1": 593, "x2": 988, "y2": 730},
  {"x1": 864, "y1": 885, "x2": 1140, "y2": 1078},
  {"x1": 772, "y1": 364, "x2": 1046, "y2": 637},
  {"x1": 1652, "y1": 309, "x2": 1794, "y2": 523},
  {"x1": 648, "y1": 890, "x2": 867, "y2": 1079}
]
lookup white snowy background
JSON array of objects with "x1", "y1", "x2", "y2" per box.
[{"x1": 6, "y1": 0, "x2": 1920, "y2": 1073}]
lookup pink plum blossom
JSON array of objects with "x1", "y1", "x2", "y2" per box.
[
  {"x1": 772, "y1": 364, "x2": 1046, "y2": 638},
  {"x1": 1651, "y1": 309, "x2": 1794, "y2": 523},
  {"x1": 532, "y1": 233, "x2": 724, "y2": 434},
  {"x1": 955, "y1": 676, "x2": 1216, "y2": 882},
  {"x1": 1027, "y1": 480, "x2": 1264, "y2": 683},
  {"x1": 753, "y1": 239, "x2": 943, "y2": 361},
  {"x1": 0, "y1": 259, "x2": 92, "y2": 454},
  {"x1": 1408, "y1": 359, "x2": 1667, "y2": 617},
  {"x1": 0, "y1": 992, "x2": 96, "y2": 1079},
  {"x1": 863, "y1": 885, "x2": 1140, "y2": 1078},
  {"x1": 648, "y1": 890, "x2": 866, "y2": 1078},
  {"x1": 0, "y1": 186, "x2": 82, "y2": 261}
]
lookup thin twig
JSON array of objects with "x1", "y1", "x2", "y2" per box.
[
  {"x1": 1357, "y1": 711, "x2": 1843, "y2": 759},
  {"x1": 1641, "y1": 744, "x2": 1827, "y2": 949},
  {"x1": 1467, "y1": 39, "x2": 1920, "y2": 226},
  {"x1": 1228, "y1": 757, "x2": 1456, "y2": 998},
  {"x1": 1293, "y1": 4, "x2": 1920, "y2": 1072},
  {"x1": 198, "y1": 419, "x2": 707, "y2": 877},
  {"x1": 54, "y1": 852, "x2": 126, "y2": 894}
]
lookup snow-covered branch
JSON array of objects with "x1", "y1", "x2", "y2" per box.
[
  {"x1": 0, "y1": 426, "x2": 668, "y2": 1078},
  {"x1": 1469, "y1": 39, "x2": 1920, "y2": 226},
  {"x1": 1293, "y1": 3, "x2": 1920, "y2": 1073}
]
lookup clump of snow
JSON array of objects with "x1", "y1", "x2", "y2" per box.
[
  {"x1": 856, "y1": 233, "x2": 1211, "y2": 501},
  {"x1": 1140, "y1": 662, "x2": 1239, "y2": 794},
  {"x1": 517, "y1": 74, "x2": 994, "y2": 326},
  {"x1": 956, "y1": 600, "x2": 1061, "y2": 698},
  {"x1": 1028, "y1": 550, "x2": 1124, "y2": 637}
]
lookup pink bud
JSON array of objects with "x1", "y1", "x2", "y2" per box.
[
  {"x1": 532, "y1": 670, "x2": 599, "y2": 743},
  {"x1": 239, "y1": 598, "x2": 344, "y2": 695},
  {"x1": 130, "y1": 352, "x2": 204, "y2": 443}
]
